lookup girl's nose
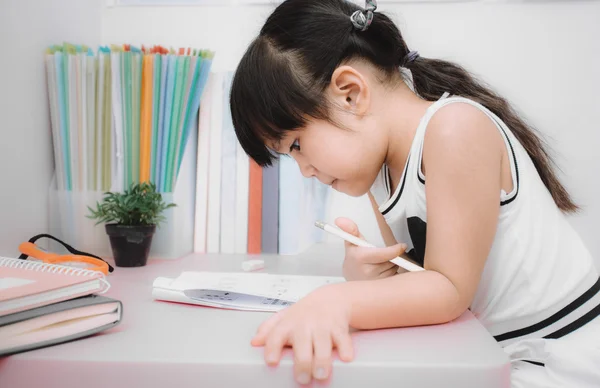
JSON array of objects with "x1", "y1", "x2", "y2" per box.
[
  {"x1": 292, "y1": 154, "x2": 317, "y2": 178},
  {"x1": 299, "y1": 163, "x2": 317, "y2": 178}
]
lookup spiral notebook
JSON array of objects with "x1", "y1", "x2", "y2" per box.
[{"x1": 0, "y1": 257, "x2": 110, "y2": 317}]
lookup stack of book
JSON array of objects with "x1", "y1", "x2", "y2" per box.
[{"x1": 0, "y1": 257, "x2": 121, "y2": 357}]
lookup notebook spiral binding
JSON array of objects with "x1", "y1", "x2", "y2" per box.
[{"x1": 0, "y1": 256, "x2": 111, "y2": 294}]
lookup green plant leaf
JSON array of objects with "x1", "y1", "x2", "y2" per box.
[{"x1": 86, "y1": 182, "x2": 176, "y2": 226}]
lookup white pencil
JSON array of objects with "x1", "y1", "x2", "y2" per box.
[{"x1": 315, "y1": 221, "x2": 424, "y2": 272}]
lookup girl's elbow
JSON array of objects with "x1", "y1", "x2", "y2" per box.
[
  {"x1": 441, "y1": 303, "x2": 468, "y2": 324},
  {"x1": 440, "y1": 284, "x2": 470, "y2": 323},
  {"x1": 430, "y1": 271, "x2": 471, "y2": 323}
]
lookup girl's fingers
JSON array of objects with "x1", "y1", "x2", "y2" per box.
[
  {"x1": 252, "y1": 312, "x2": 284, "y2": 347},
  {"x1": 378, "y1": 262, "x2": 399, "y2": 278},
  {"x1": 312, "y1": 329, "x2": 333, "y2": 381},
  {"x1": 292, "y1": 329, "x2": 314, "y2": 385},
  {"x1": 335, "y1": 217, "x2": 364, "y2": 239},
  {"x1": 263, "y1": 327, "x2": 289, "y2": 366},
  {"x1": 332, "y1": 327, "x2": 354, "y2": 363},
  {"x1": 355, "y1": 243, "x2": 408, "y2": 264}
]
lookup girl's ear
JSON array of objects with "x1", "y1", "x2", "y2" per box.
[{"x1": 329, "y1": 65, "x2": 370, "y2": 115}]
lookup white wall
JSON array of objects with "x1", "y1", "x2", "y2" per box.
[
  {"x1": 103, "y1": 1, "x2": 600, "y2": 266},
  {"x1": 0, "y1": 0, "x2": 102, "y2": 256}
]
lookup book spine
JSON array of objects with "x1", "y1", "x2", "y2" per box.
[
  {"x1": 219, "y1": 72, "x2": 236, "y2": 254},
  {"x1": 247, "y1": 160, "x2": 263, "y2": 254},
  {"x1": 261, "y1": 160, "x2": 279, "y2": 254}
]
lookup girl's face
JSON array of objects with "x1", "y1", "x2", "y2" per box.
[
  {"x1": 266, "y1": 62, "x2": 421, "y2": 197},
  {"x1": 272, "y1": 108, "x2": 387, "y2": 197},
  {"x1": 269, "y1": 62, "x2": 406, "y2": 197}
]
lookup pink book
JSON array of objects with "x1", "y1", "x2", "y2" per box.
[{"x1": 0, "y1": 256, "x2": 110, "y2": 317}]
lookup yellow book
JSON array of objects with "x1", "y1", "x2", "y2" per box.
[{"x1": 139, "y1": 54, "x2": 154, "y2": 183}]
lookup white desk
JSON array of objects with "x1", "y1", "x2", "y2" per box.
[{"x1": 0, "y1": 244, "x2": 510, "y2": 388}]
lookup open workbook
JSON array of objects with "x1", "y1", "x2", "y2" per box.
[{"x1": 152, "y1": 272, "x2": 345, "y2": 312}]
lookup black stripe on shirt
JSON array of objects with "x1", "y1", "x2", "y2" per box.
[
  {"x1": 498, "y1": 125, "x2": 520, "y2": 206},
  {"x1": 523, "y1": 360, "x2": 545, "y2": 367},
  {"x1": 494, "y1": 276, "x2": 600, "y2": 342},
  {"x1": 544, "y1": 302, "x2": 600, "y2": 339},
  {"x1": 381, "y1": 155, "x2": 411, "y2": 216}
]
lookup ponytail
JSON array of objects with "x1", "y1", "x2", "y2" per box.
[{"x1": 407, "y1": 57, "x2": 578, "y2": 213}]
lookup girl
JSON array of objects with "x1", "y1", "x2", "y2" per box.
[{"x1": 230, "y1": 0, "x2": 600, "y2": 386}]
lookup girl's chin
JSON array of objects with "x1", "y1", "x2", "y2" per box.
[{"x1": 333, "y1": 182, "x2": 370, "y2": 198}]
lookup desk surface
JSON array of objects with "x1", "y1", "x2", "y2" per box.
[{"x1": 0, "y1": 243, "x2": 509, "y2": 388}]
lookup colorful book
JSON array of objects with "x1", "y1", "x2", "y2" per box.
[
  {"x1": 219, "y1": 72, "x2": 237, "y2": 254},
  {"x1": 206, "y1": 71, "x2": 224, "y2": 253},
  {"x1": 193, "y1": 75, "x2": 213, "y2": 253},
  {"x1": 149, "y1": 53, "x2": 162, "y2": 183},
  {"x1": 234, "y1": 121, "x2": 250, "y2": 254},
  {"x1": 139, "y1": 54, "x2": 154, "y2": 182},
  {"x1": 45, "y1": 54, "x2": 65, "y2": 190},
  {"x1": 85, "y1": 52, "x2": 96, "y2": 191},
  {"x1": 247, "y1": 159, "x2": 263, "y2": 254},
  {"x1": 261, "y1": 159, "x2": 279, "y2": 254},
  {"x1": 278, "y1": 157, "x2": 302, "y2": 255},
  {"x1": 132, "y1": 48, "x2": 143, "y2": 184},
  {"x1": 158, "y1": 54, "x2": 177, "y2": 192},
  {"x1": 163, "y1": 55, "x2": 187, "y2": 192}
]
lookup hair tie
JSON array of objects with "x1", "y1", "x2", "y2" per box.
[
  {"x1": 402, "y1": 51, "x2": 420, "y2": 67},
  {"x1": 350, "y1": 0, "x2": 377, "y2": 32}
]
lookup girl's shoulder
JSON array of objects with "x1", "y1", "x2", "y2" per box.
[{"x1": 422, "y1": 99, "x2": 506, "y2": 169}]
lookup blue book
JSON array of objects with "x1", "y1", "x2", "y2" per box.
[
  {"x1": 154, "y1": 54, "x2": 169, "y2": 188},
  {"x1": 158, "y1": 54, "x2": 177, "y2": 192},
  {"x1": 55, "y1": 52, "x2": 72, "y2": 190}
]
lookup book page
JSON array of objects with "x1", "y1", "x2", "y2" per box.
[
  {"x1": 171, "y1": 272, "x2": 345, "y2": 302},
  {"x1": 0, "y1": 278, "x2": 35, "y2": 291}
]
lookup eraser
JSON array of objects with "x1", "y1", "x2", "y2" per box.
[{"x1": 242, "y1": 259, "x2": 265, "y2": 272}]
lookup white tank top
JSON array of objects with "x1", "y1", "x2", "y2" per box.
[{"x1": 370, "y1": 93, "x2": 600, "y2": 347}]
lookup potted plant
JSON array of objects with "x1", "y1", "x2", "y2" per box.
[{"x1": 87, "y1": 182, "x2": 176, "y2": 267}]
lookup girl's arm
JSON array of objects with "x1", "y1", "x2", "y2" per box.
[{"x1": 341, "y1": 102, "x2": 505, "y2": 329}]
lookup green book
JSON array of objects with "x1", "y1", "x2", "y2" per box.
[
  {"x1": 164, "y1": 55, "x2": 187, "y2": 192},
  {"x1": 150, "y1": 54, "x2": 162, "y2": 184},
  {"x1": 131, "y1": 51, "x2": 142, "y2": 184},
  {"x1": 122, "y1": 51, "x2": 132, "y2": 188},
  {"x1": 103, "y1": 53, "x2": 112, "y2": 191}
]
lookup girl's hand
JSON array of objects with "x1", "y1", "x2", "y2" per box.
[
  {"x1": 251, "y1": 284, "x2": 354, "y2": 385},
  {"x1": 335, "y1": 217, "x2": 407, "y2": 281}
]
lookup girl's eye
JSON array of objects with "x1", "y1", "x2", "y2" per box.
[{"x1": 289, "y1": 139, "x2": 301, "y2": 152}]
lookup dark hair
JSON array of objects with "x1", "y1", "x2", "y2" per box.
[{"x1": 230, "y1": 0, "x2": 577, "y2": 213}]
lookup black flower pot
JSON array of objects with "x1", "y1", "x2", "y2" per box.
[{"x1": 105, "y1": 224, "x2": 156, "y2": 267}]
